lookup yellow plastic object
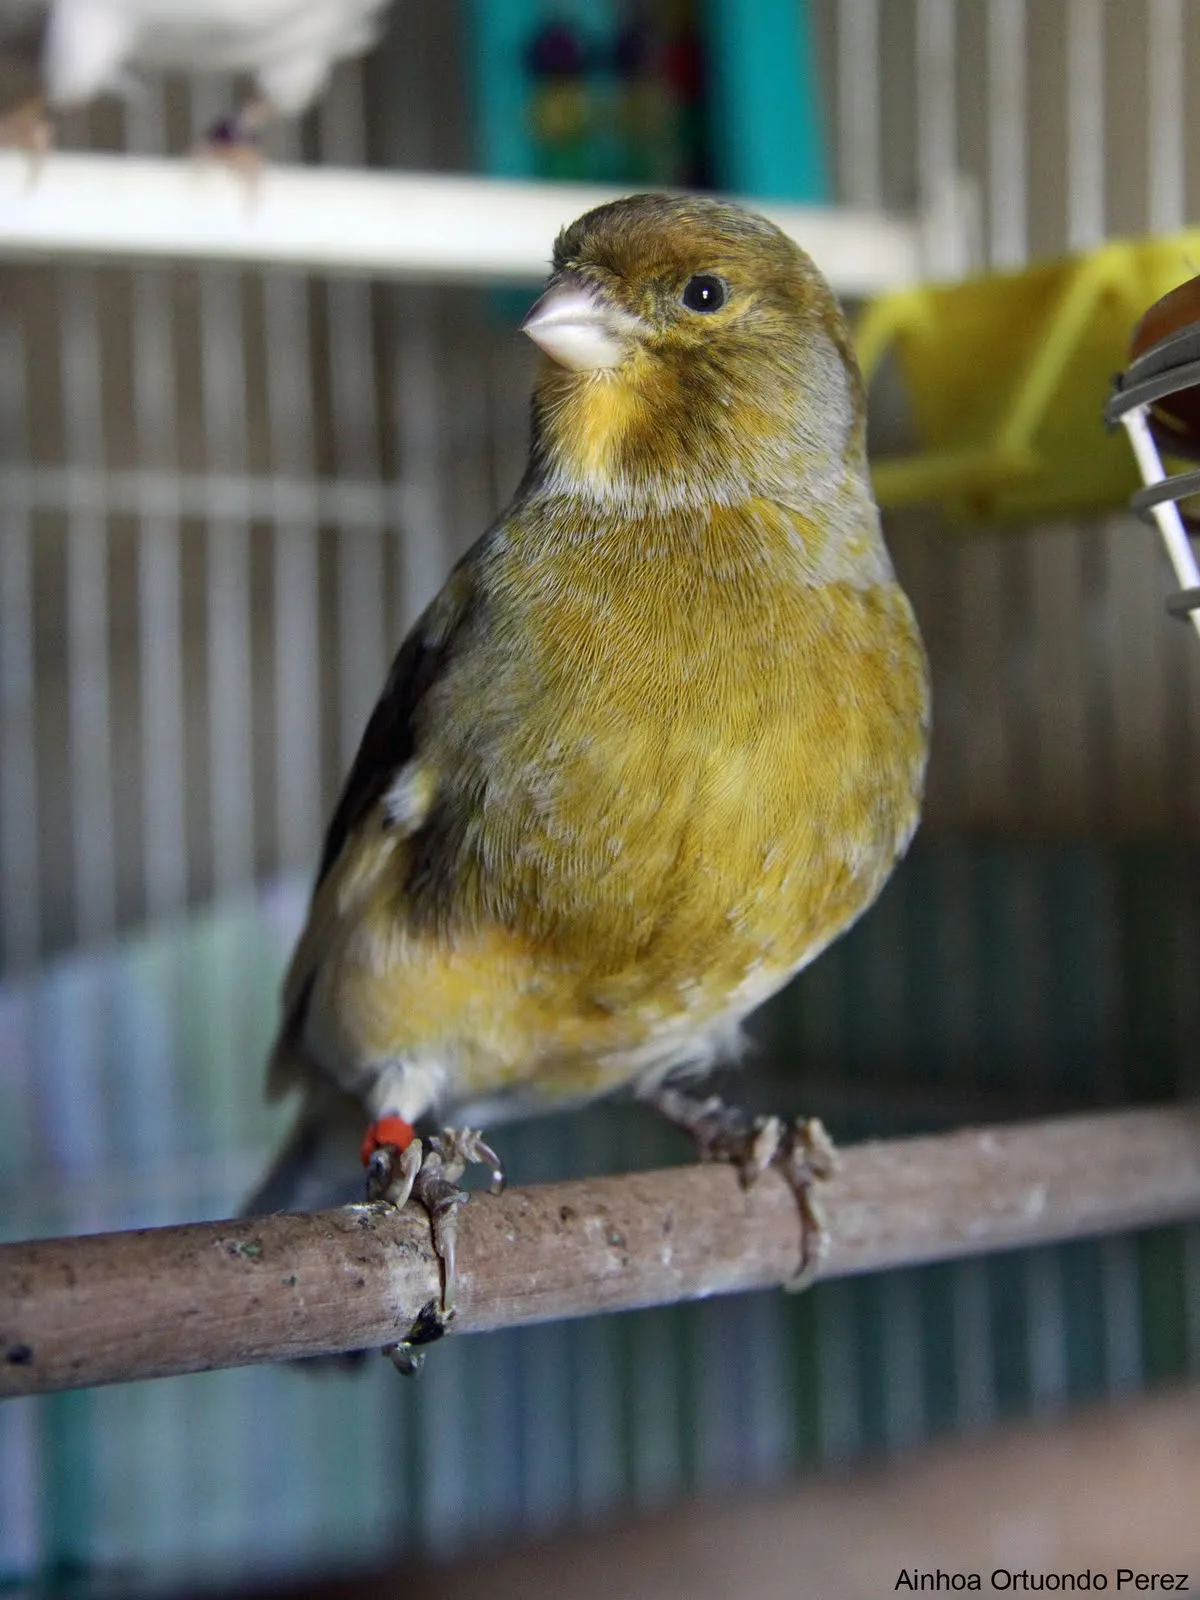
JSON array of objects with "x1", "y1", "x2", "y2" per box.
[{"x1": 855, "y1": 232, "x2": 1200, "y2": 524}]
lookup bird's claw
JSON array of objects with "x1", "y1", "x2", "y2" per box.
[
  {"x1": 411, "y1": 1151, "x2": 469, "y2": 1311},
  {"x1": 765, "y1": 1115, "x2": 837, "y2": 1291},
  {"x1": 364, "y1": 1135, "x2": 423, "y2": 1207},
  {"x1": 193, "y1": 102, "x2": 268, "y2": 194},
  {"x1": 366, "y1": 1123, "x2": 503, "y2": 1371},
  {"x1": 410, "y1": 1126, "x2": 504, "y2": 1315},
  {"x1": 427, "y1": 1127, "x2": 506, "y2": 1194},
  {"x1": 643, "y1": 1086, "x2": 837, "y2": 1291},
  {"x1": 383, "y1": 1298, "x2": 454, "y2": 1376},
  {"x1": 0, "y1": 96, "x2": 52, "y2": 181}
]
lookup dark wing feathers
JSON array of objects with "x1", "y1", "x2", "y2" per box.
[
  {"x1": 313, "y1": 560, "x2": 476, "y2": 889},
  {"x1": 266, "y1": 563, "x2": 479, "y2": 1098}
]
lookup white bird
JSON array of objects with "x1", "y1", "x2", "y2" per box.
[{"x1": 0, "y1": 0, "x2": 392, "y2": 150}]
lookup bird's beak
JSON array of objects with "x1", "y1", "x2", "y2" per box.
[{"x1": 520, "y1": 276, "x2": 640, "y2": 372}]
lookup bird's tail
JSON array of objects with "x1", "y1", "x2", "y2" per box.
[
  {"x1": 241, "y1": 1082, "x2": 367, "y2": 1218},
  {"x1": 241, "y1": 1083, "x2": 379, "y2": 1371}
]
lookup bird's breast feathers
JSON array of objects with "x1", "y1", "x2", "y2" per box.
[{"x1": 291, "y1": 495, "x2": 928, "y2": 1109}]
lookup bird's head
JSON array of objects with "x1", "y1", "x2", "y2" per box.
[{"x1": 520, "y1": 193, "x2": 869, "y2": 516}]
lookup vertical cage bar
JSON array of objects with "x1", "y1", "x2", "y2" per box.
[
  {"x1": 1146, "y1": 0, "x2": 1186, "y2": 232},
  {"x1": 881, "y1": 1273, "x2": 926, "y2": 1449},
  {"x1": 262, "y1": 123, "x2": 322, "y2": 876},
  {"x1": 1025, "y1": 1249, "x2": 1069, "y2": 1416},
  {"x1": 1065, "y1": 0, "x2": 1105, "y2": 249},
  {"x1": 916, "y1": 0, "x2": 956, "y2": 191},
  {"x1": 134, "y1": 441, "x2": 186, "y2": 919},
  {"x1": 915, "y1": 0, "x2": 959, "y2": 275},
  {"x1": 266, "y1": 337, "x2": 322, "y2": 872},
  {"x1": 1026, "y1": 530, "x2": 1089, "y2": 826},
  {"x1": 1185, "y1": 1224, "x2": 1200, "y2": 1372},
  {"x1": 1100, "y1": 1235, "x2": 1144, "y2": 1395},
  {"x1": 0, "y1": 310, "x2": 40, "y2": 967},
  {"x1": 191, "y1": 87, "x2": 255, "y2": 898},
  {"x1": 738, "y1": 1295, "x2": 791, "y2": 1485},
  {"x1": 374, "y1": 0, "x2": 453, "y2": 638},
  {"x1": 60, "y1": 268, "x2": 116, "y2": 945},
  {"x1": 836, "y1": 0, "x2": 881, "y2": 207},
  {"x1": 126, "y1": 89, "x2": 188, "y2": 922},
  {"x1": 0, "y1": 1393, "x2": 41, "y2": 1575},
  {"x1": 392, "y1": 288, "x2": 449, "y2": 630},
  {"x1": 202, "y1": 449, "x2": 254, "y2": 894},
  {"x1": 986, "y1": 0, "x2": 1028, "y2": 267},
  {"x1": 415, "y1": 1340, "x2": 474, "y2": 1554},
  {"x1": 815, "y1": 1282, "x2": 862, "y2": 1462},
  {"x1": 952, "y1": 1258, "x2": 997, "y2": 1428},
  {"x1": 317, "y1": 70, "x2": 388, "y2": 769}
]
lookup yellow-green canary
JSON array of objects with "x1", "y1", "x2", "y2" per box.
[{"x1": 248, "y1": 193, "x2": 929, "y2": 1326}]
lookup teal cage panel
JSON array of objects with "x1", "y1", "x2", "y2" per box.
[
  {"x1": 464, "y1": 0, "x2": 828, "y2": 199},
  {"x1": 699, "y1": 0, "x2": 829, "y2": 200}
]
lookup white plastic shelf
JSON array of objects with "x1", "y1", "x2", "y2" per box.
[{"x1": 0, "y1": 153, "x2": 920, "y2": 296}]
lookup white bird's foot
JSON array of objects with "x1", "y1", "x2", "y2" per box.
[
  {"x1": 194, "y1": 97, "x2": 273, "y2": 186},
  {"x1": 0, "y1": 95, "x2": 52, "y2": 174}
]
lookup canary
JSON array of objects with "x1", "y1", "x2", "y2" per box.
[
  {"x1": 248, "y1": 193, "x2": 929, "y2": 1362},
  {"x1": 0, "y1": 0, "x2": 390, "y2": 153}
]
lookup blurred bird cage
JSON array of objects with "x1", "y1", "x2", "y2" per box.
[{"x1": 3, "y1": 0, "x2": 1200, "y2": 1594}]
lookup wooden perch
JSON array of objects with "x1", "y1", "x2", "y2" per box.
[{"x1": 3, "y1": 1105, "x2": 1200, "y2": 1399}]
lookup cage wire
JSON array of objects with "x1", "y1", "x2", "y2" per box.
[{"x1": 3, "y1": 0, "x2": 1200, "y2": 1590}]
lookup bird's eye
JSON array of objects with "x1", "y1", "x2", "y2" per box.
[{"x1": 681, "y1": 274, "x2": 728, "y2": 313}]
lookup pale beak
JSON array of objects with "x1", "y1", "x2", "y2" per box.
[{"x1": 520, "y1": 277, "x2": 640, "y2": 372}]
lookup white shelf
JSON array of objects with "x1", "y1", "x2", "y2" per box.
[{"x1": 0, "y1": 153, "x2": 920, "y2": 296}]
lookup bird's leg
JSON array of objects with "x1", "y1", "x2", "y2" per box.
[
  {"x1": 361, "y1": 1115, "x2": 423, "y2": 1205},
  {"x1": 410, "y1": 1128, "x2": 505, "y2": 1315},
  {"x1": 196, "y1": 94, "x2": 273, "y2": 183},
  {"x1": 0, "y1": 95, "x2": 53, "y2": 168},
  {"x1": 639, "y1": 1084, "x2": 837, "y2": 1291},
  {"x1": 363, "y1": 1123, "x2": 504, "y2": 1375}
]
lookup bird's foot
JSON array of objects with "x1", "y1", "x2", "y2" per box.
[
  {"x1": 364, "y1": 1123, "x2": 504, "y2": 1375},
  {"x1": 423, "y1": 1127, "x2": 507, "y2": 1195},
  {"x1": 0, "y1": 96, "x2": 52, "y2": 175},
  {"x1": 361, "y1": 1115, "x2": 423, "y2": 1206},
  {"x1": 194, "y1": 100, "x2": 269, "y2": 188},
  {"x1": 641, "y1": 1084, "x2": 837, "y2": 1291},
  {"x1": 384, "y1": 1298, "x2": 452, "y2": 1377},
  {"x1": 406, "y1": 1127, "x2": 505, "y2": 1315}
]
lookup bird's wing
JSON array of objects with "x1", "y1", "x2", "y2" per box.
[
  {"x1": 313, "y1": 559, "x2": 475, "y2": 892},
  {"x1": 251, "y1": 0, "x2": 390, "y2": 114},
  {"x1": 267, "y1": 556, "x2": 478, "y2": 1094},
  {"x1": 39, "y1": 0, "x2": 135, "y2": 104}
]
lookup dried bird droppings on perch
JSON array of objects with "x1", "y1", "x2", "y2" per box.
[{"x1": 4, "y1": 1107, "x2": 1200, "y2": 1398}]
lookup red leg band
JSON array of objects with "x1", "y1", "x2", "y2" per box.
[{"x1": 360, "y1": 1115, "x2": 416, "y2": 1166}]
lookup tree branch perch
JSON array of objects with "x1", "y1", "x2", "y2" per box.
[{"x1": 4, "y1": 1106, "x2": 1200, "y2": 1398}]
